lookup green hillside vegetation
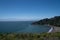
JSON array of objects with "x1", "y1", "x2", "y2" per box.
[
  {"x1": 32, "y1": 16, "x2": 60, "y2": 27},
  {"x1": 0, "y1": 32, "x2": 60, "y2": 40}
]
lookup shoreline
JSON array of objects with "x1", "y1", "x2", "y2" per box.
[
  {"x1": 47, "y1": 27, "x2": 53, "y2": 33},
  {"x1": 47, "y1": 25, "x2": 60, "y2": 33}
]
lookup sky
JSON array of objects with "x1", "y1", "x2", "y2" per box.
[{"x1": 0, "y1": 0, "x2": 60, "y2": 21}]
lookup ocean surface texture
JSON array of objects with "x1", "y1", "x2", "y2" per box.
[{"x1": 0, "y1": 21, "x2": 50, "y2": 33}]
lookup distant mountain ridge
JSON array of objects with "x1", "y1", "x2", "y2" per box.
[{"x1": 32, "y1": 16, "x2": 60, "y2": 27}]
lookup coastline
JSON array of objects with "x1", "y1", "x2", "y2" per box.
[
  {"x1": 47, "y1": 25, "x2": 60, "y2": 33},
  {"x1": 47, "y1": 27, "x2": 53, "y2": 33}
]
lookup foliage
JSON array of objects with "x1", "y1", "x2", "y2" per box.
[
  {"x1": 32, "y1": 16, "x2": 60, "y2": 27},
  {"x1": 0, "y1": 32, "x2": 60, "y2": 40}
]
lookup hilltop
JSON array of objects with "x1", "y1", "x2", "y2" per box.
[{"x1": 32, "y1": 16, "x2": 60, "y2": 27}]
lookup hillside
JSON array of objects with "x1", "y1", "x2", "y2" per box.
[
  {"x1": 32, "y1": 16, "x2": 60, "y2": 27},
  {"x1": 0, "y1": 32, "x2": 60, "y2": 40}
]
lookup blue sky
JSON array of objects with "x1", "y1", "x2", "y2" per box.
[{"x1": 0, "y1": 0, "x2": 60, "y2": 21}]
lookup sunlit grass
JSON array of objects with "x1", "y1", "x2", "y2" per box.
[{"x1": 0, "y1": 32, "x2": 60, "y2": 40}]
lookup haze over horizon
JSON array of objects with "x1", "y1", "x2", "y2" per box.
[{"x1": 0, "y1": 0, "x2": 60, "y2": 21}]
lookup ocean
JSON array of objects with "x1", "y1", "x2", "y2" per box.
[{"x1": 0, "y1": 21, "x2": 51, "y2": 33}]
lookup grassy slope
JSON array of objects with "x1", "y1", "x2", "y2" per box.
[{"x1": 0, "y1": 32, "x2": 60, "y2": 40}]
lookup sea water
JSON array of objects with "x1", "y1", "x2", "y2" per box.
[{"x1": 0, "y1": 21, "x2": 50, "y2": 33}]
